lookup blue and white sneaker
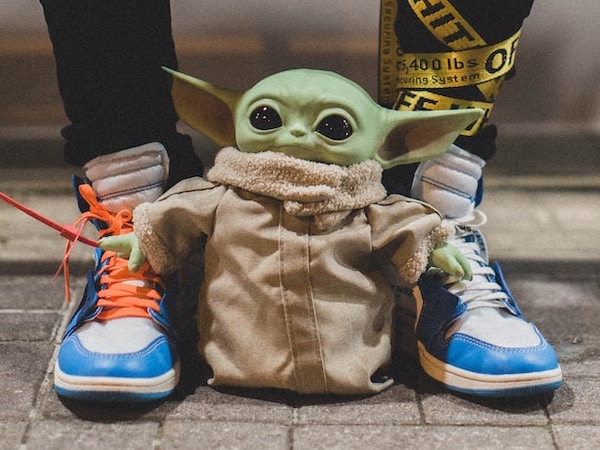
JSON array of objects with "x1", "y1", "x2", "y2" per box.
[
  {"x1": 54, "y1": 177, "x2": 180, "y2": 402},
  {"x1": 404, "y1": 145, "x2": 562, "y2": 397},
  {"x1": 54, "y1": 144, "x2": 179, "y2": 402},
  {"x1": 413, "y1": 221, "x2": 562, "y2": 397}
]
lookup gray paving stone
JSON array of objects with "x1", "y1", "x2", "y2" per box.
[
  {"x1": 24, "y1": 420, "x2": 159, "y2": 450},
  {"x1": 165, "y1": 386, "x2": 295, "y2": 424},
  {"x1": 0, "y1": 311, "x2": 62, "y2": 342},
  {"x1": 295, "y1": 385, "x2": 421, "y2": 425},
  {"x1": 548, "y1": 379, "x2": 600, "y2": 425},
  {"x1": 0, "y1": 342, "x2": 54, "y2": 420},
  {"x1": 39, "y1": 378, "x2": 215, "y2": 422},
  {"x1": 504, "y1": 267, "x2": 600, "y2": 312},
  {"x1": 481, "y1": 190, "x2": 600, "y2": 261},
  {"x1": 162, "y1": 421, "x2": 290, "y2": 449},
  {"x1": 500, "y1": 264, "x2": 600, "y2": 357},
  {"x1": 560, "y1": 358, "x2": 600, "y2": 379},
  {"x1": 0, "y1": 421, "x2": 27, "y2": 450},
  {"x1": 553, "y1": 425, "x2": 600, "y2": 450},
  {"x1": 40, "y1": 385, "x2": 294, "y2": 424},
  {"x1": 420, "y1": 391, "x2": 549, "y2": 426},
  {"x1": 0, "y1": 275, "x2": 66, "y2": 310},
  {"x1": 292, "y1": 424, "x2": 556, "y2": 450},
  {"x1": 38, "y1": 391, "x2": 169, "y2": 421}
]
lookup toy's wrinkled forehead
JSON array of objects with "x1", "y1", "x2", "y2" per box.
[{"x1": 242, "y1": 69, "x2": 376, "y2": 111}]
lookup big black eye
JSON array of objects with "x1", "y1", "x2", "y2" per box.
[
  {"x1": 250, "y1": 106, "x2": 282, "y2": 130},
  {"x1": 316, "y1": 114, "x2": 353, "y2": 141}
]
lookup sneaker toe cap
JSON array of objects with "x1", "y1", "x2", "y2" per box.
[
  {"x1": 57, "y1": 334, "x2": 178, "y2": 379},
  {"x1": 446, "y1": 328, "x2": 560, "y2": 376}
]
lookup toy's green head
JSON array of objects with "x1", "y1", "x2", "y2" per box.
[{"x1": 165, "y1": 67, "x2": 483, "y2": 168}]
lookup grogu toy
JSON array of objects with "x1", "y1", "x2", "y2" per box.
[{"x1": 101, "y1": 68, "x2": 483, "y2": 395}]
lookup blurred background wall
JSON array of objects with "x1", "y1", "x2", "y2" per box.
[{"x1": 1, "y1": 0, "x2": 599, "y2": 165}]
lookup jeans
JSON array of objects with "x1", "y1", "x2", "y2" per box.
[{"x1": 40, "y1": 0, "x2": 203, "y2": 185}]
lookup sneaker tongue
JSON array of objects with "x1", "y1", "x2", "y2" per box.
[
  {"x1": 452, "y1": 209, "x2": 487, "y2": 228},
  {"x1": 84, "y1": 143, "x2": 169, "y2": 214}
]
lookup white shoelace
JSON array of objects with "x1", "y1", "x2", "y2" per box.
[
  {"x1": 434, "y1": 211, "x2": 511, "y2": 311},
  {"x1": 444, "y1": 239, "x2": 510, "y2": 309}
]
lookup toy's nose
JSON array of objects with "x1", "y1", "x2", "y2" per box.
[{"x1": 289, "y1": 122, "x2": 308, "y2": 138}]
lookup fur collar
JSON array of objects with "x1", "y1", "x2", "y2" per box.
[{"x1": 207, "y1": 147, "x2": 387, "y2": 223}]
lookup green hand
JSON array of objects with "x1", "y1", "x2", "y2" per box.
[
  {"x1": 99, "y1": 233, "x2": 147, "y2": 274},
  {"x1": 429, "y1": 242, "x2": 472, "y2": 280}
]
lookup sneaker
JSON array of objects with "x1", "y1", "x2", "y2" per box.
[
  {"x1": 54, "y1": 180, "x2": 180, "y2": 402},
  {"x1": 413, "y1": 217, "x2": 562, "y2": 397}
]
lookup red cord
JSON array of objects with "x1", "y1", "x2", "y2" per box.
[{"x1": 0, "y1": 191, "x2": 98, "y2": 247}]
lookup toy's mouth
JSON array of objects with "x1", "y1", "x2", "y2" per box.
[
  {"x1": 270, "y1": 145, "x2": 325, "y2": 162},
  {"x1": 270, "y1": 145, "x2": 360, "y2": 167}
]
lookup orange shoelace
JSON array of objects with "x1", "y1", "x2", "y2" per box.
[{"x1": 61, "y1": 184, "x2": 166, "y2": 320}]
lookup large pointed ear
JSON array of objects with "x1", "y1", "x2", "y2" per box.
[
  {"x1": 375, "y1": 109, "x2": 484, "y2": 169},
  {"x1": 164, "y1": 67, "x2": 243, "y2": 148}
]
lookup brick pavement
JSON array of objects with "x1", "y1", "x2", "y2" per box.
[{"x1": 2, "y1": 260, "x2": 600, "y2": 449}]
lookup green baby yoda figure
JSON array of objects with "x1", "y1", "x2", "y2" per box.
[{"x1": 102, "y1": 68, "x2": 482, "y2": 395}]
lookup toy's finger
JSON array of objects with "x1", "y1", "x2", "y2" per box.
[
  {"x1": 429, "y1": 243, "x2": 473, "y2": 280},
  {"x1": 99, "y1": 235, "x2": 134, "y2": 257},
  {"x1": 442, "y1": 249, "x2": 472, "y2": 281},
  {"x1": 445, "y1": 257, "x2": 465, "y2": 279},
  {"x1": 458, "y1": 256, "x2": 473, "y2": 281},
  {"x1": 128, "y1": 240, "x2": 147, "y2": 273}
]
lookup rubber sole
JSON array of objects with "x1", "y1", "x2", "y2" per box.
[
  {"x1": 417, "y1": 342, "x2": 562, "y2": 397},
  {"x1": 54, "y1": 361, "x2": 180, "y2": 402}
]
